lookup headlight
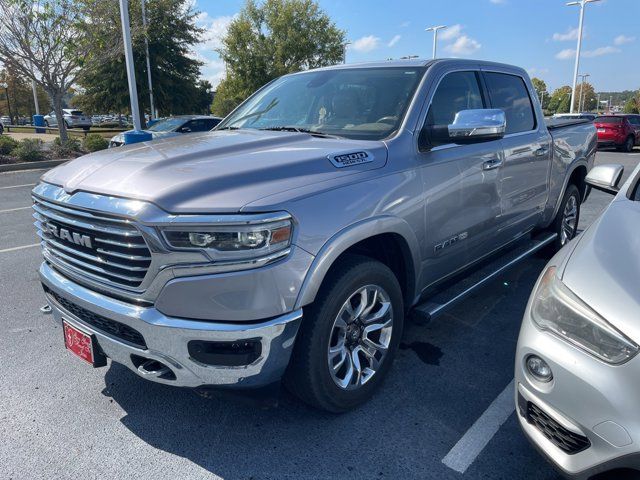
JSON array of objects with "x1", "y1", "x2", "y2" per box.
[
  {"x1": 531, "y1": 266, "x2": 638, "y2": 365},
  {"x1": 162, "y1": 217, "x2": 292, "y2": 260}
]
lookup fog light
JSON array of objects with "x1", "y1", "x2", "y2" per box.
[{"x1": 526, "y1": 355, "x2": 553, "y2": 382}]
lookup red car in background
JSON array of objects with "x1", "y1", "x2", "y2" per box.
[{"x1": 595, "y1": 114, "x2": 640, "y2": 152}]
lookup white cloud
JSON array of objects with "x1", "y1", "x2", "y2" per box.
[
  {"x1": 197, "y1": 14, "x2": 235, "y2": 51},
  {"x1": 528, "y1": 67, "x2": 549, "y2": 76},
  {"x1": 387, "y1": 35, "x2": 401, "y2": 47},
  {"x1": 351, "y1": 35, "x2": 381, "y2": 53},
  {"x1": 555, "y1": 48, "x2": 575, "y2": 60},
  {"x1": 490, "y1": 0, "x2": 506, "y2": 4},
  {"x1": 555, "y1": 45, "x2": 620, "y2": 60},
  {"x1": 614, "y1": 34, "x2": 635, "y2": 45},
  {"x1": 439, "y1": 24, "x2": 463, "y2": 41},
  {"x1": 553, "y1": 28, "x2": 579, "y2": 42},
  {"x1": 445, "y1": 35, "x2": 481, "y2": 55},
  {"x1": 583, "y1": 46, "x2": 620, "y2": 57}
]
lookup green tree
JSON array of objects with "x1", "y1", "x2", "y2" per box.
[
  {"x1": 0, "y1": 0, "x2": 117, "y2": 141},
  {"x1": 548, "y1": 86, "x2": 572, "y2": 114},
  {"x1": 531, "y1": 77, "x2": 548, "y2": 109},
  {"x1": 212, "y1": 0, "x2": 345, "y2": 116},
  {"x1": 0, "y1": 68, "x2": 50, "y2": 121},
  {"x1": 623, "y1": 97, "x2": 639, "y2": 114},
  {"x1": 575, "y1": 82, "x2": 597, "y2": 112},
  {"x1": 76, "y1": 0, "x2": 208, "y2": 119}
]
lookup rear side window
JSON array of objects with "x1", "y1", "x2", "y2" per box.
[
  {"x1": 595, "y1": 116, "x2": 621, "y2": 124},
  {"x1": 484, "y1": 72, "x2": 536, "y2": 134},
  {"x1": 627, "y1": 116, "x2": 640, "y2": 125},
  {"x1": 426, "y1": 71, "x2": 484, "y2": 127},
  {"x1": 69, "y1": 110, "x2": 83, "y2": 115}
]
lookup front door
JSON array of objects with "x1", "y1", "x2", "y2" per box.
[{"x1": 418, "y1": 70, "x2": 504, "y2": 287}]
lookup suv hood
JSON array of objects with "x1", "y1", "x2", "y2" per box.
[
  {"x1": 561, "y1": 195, "x2": 640, "y2": 342},
  {"x1": 43, "y1": 129, "x2": 388, "y2": 213}
]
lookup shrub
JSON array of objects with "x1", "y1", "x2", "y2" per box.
[
  {"x1": 51, "y1": 136, "x2": 82, "y2": 158},
  {"x1": 0, "y1": 135, "x2": 18, "y2": 155},
  {"x1": 13, "y1": 138, "x2": 44, "y2": 162},
  {"x1": 83, "y1": 133, "x2": 109, "y2": 152}
]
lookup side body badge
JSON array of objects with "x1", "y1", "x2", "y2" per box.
[{"x1": 328, "y1": 151, "x2": 373, "y2": 168}]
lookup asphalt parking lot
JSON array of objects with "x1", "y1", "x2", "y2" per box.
[{"x1": 1, "y1": 149, "x2": 639, "y2": 480}]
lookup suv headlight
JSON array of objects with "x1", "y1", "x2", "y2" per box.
[
  {"x1": 531, "y1": 266, "x2": 638, "y2": 365},
  {"x1": 161, "y1": 216, "x2": 292, "y2": 261}
]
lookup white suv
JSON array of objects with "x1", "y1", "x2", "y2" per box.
[{"x1": 44, "y1": 109, "x2": 92, "y2": 130}]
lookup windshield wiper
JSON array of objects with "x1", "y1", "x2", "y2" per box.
[{"x1": 259, "y1": 126, "x2": 341, "y2": 138}]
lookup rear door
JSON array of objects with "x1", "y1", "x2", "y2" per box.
[
  {"x1": 482, "y1": 70, "x2": 549, "y2": 241},
  {"x1": 627, "y1": 116, "x2": 640, "y2": 144},
  {"x1": 418, "y1": 70, "x2": 504, "y2": 285}
]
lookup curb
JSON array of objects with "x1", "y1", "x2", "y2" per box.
[{"x1": 0, "y1": 159, "x2": 70, "y2": 173}]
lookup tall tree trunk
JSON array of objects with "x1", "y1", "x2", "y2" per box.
[{"x1": 52, "y1": 92, "x2": 67, "y2": 143}]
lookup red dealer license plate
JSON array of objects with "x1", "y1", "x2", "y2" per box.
[{"x1": 62, "y1": 321, "x2": 106, "y2": 367}]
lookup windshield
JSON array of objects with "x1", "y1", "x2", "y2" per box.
[
  {"x1": 218, "y1": 67, "x2": 425, "y2": 140},
  {"x1": 148, "y1": 118, "x2": 186, "y2": 132}
]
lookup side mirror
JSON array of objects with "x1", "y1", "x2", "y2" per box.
[
  {"x1": 585, "y1": 164, "x2": 624, "y2": 195},
  {"x1": 448, "y1": 109, "x2": 506, "y2": 141}
]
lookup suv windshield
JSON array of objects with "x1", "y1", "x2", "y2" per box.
[
  {"x1": 148, "y1": 118, "x2": 185, "y2": 132},
  {"x1": 218, "y1": 67, "x2": 425, "y2": 140}
]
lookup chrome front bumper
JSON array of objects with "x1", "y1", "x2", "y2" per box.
[{"x1": 40, "y1": 262, "x2": 302, "y2": 388}]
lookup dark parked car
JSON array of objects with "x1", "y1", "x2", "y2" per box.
[
  {"x1": 109, "y1": 115, "x2": 222, "y2": 147},
  {"x1": 595, "y1": 114, "x2": 640, "y2": 152}
]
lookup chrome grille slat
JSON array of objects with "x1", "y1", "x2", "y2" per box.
[
  {"x1": 33, "y1": 205, "x2": 141, "y2": 237},
  {"x1": 33, "y1": 198, "x2": 152, "y2": 289}
]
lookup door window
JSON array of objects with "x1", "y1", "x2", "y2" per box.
[
  {"x1": 184, "y1": 119, "x2": 215, "y2": 132},
  {"x1": 484, "y1": 72, "x2": 536, "y2": 134},
  {"x1": 424, "y1": 71, "x2": 485, "y2": 147}
]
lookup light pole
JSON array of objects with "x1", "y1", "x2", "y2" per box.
[
  {"x1": 141, "y1": 0, "x2": 155, "y2": 120},
  {"x1": 1, "y1": 82, "x2": 13, "y2": 125},
  {"x1": 342, "y1": 42, "x2": 351, "y2": 64},
  {"x1": 577, "y1": 73, "x2": 590, "y2": 112},
  {"x1": 425, "y1": 25, "x2": 447, "y2": 59},
  {"x1": 119, "y1": 0, "x2": 151, "y2": 143},
  {"x1": 566, "y1": 0, "x2": 600, "y2": 113}
]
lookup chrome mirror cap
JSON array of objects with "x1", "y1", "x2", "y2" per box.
[
  {"x1": 586, "y1": 164, "x2": 624, "y2": 195},
  {"x1": 448, "y1": 109, "x2": 506, "y2": 139}
]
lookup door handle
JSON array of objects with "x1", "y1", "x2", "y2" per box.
[
  {"x1": 482, "y1": 158, "x2": 503, "y2": 170},
  {"x1": 534, "y1": 146, "x2": 550, "y2": 157}
]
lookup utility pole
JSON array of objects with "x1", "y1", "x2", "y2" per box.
[
  {"x1": 119, "y1": 0, "x2": 151, "y2": 143},
  {"x1": 425, "y1": 25, "x2": 447, "y2": 59},
  {"x1": 1, "y1": 83, "x2": 13, "y2": 124},
  {"x1": 31, "y1": 80, "x2": 39, "y2": 115},
  {"x1": 596, "y1": 93, "x2": 600, "y2": 114},
  {"x1": 577, "y1": 73, "x2": 589, "y2": 112},
  {"x1": 141, "y1": 0, "x2": 155, "y2": 120},
  {"x1": 566, "y1": 0, "x2": 600, "y2": 113}
]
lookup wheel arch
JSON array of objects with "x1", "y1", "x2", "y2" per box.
[{"x1": 295, "y1": 217, "x2": 421, "y2": 312}]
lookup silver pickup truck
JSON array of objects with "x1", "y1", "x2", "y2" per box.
[{"x1": 34, "y1": 59, "x2": 596, "y2": 412}]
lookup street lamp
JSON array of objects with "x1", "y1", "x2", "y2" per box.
[
  {"x1": 425, "y1": 25, "x2": 447, "y2": 59},
  {"x1": 141, "y1": 0, "x2": 155, "y2": 120},
  {"x1": 577, "y1": 73, "x2": 590, "y2": 112},
  {"x1": 566, "y1": 0, "x2": 600, "y2": 113},
  {"x1": 342, "y1": 42, "x2": 351, "y2": 64},
  {"x1": 0, "y1": 81, "x2": 13, "y2": 125}
]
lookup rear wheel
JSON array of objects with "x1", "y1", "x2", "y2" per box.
[
  {"x1": 285, "y1": 255, "x2": 403, "y2": 412},
  {"x1": 549, "y1": 184, "x2": 581, "y2": 251},
  {"x1": 622, "y1": 136, "x2": 635, "y2": 153}
]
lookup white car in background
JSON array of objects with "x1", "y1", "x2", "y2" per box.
[
  {"x1": 108, "y1": 115, "x2": 222, "y2": 147},
  {"x1": 44, "y1": 109, "x2": 92, "y2": 130}
]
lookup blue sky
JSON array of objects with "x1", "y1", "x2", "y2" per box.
[{"x1": 193, "y1": 0, "x2": 640, "y2": 93}]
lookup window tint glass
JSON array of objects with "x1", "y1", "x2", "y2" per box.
[
  {"x1": 595, "y1": 116, "x2": 621, "y2": 124},
  {"x1": 484, "y1": 72, "x2": 535, "y2": 134},
  {"x1": 426, "y1": 71, "x2": 484, "y2": 126},
  {"x1": 628, "y1": 116, "x2": 640, "y2": 125},
  {"x1": 185, "y1": 119, "x2": 213, "y2": 132}
]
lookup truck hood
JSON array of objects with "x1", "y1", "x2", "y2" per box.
[
  {"x1": 561, "y1": 195, "x2": 640, "y2": 343},
  {"x1": 42, "y1": 129, "x2": 388, "y2": 213}
]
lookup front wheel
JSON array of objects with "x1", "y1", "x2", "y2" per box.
[
  {"x1": 285, "y1": 255, "x2": 404, "y2": 412},
  {"x1": 550, "y1": 184, "x2": 581, "y2": 251}
]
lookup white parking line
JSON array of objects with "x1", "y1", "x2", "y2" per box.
[
  {"x1": 0, "y1": 183, "x2": 35, "y2": 190},
  {"x1": 0, "y1": 206, "x2": 32, "y2": 213},
  {"x1": 0, "y1": 243, "x2": 39, "y2": 254},
  {"x1": 442, "y1": 379, "x2": 515, "y2": 474}
]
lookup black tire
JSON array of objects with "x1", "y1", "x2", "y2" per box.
[
  {"x1": 622, "y1": 136, "x2": 635, "y2": 153},
  {"x1": 284, "y1": 255, "x2": 404, "y2": 412},
  {"x1": 44, "y1": 120, "x2": 49, "y2": 127},
  {"x1": 64, "y1": 121, "x2": 70, "y2": 129},
  {"x1": 549, "y1": 184, "x2": 581, "y2": 251}
]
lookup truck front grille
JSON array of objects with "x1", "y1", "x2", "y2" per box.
[
  {"x1": 33, "y1": 197, "x2": 151, "y2": 289},
  {"x1": 43, "y1": 285, "x2": 147, "y2": 349}
]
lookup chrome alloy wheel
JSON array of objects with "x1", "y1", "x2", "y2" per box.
[
  {"x1": 560, "y1": 195, "x2": 578, "y2": 245},
  {"x1": 327, "y1": 285, "x2": 393, "y2": 390}
]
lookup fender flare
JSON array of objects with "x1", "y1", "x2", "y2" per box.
[{"x1": 294, "y1": 216, "x2": 422, "y2": 310}]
